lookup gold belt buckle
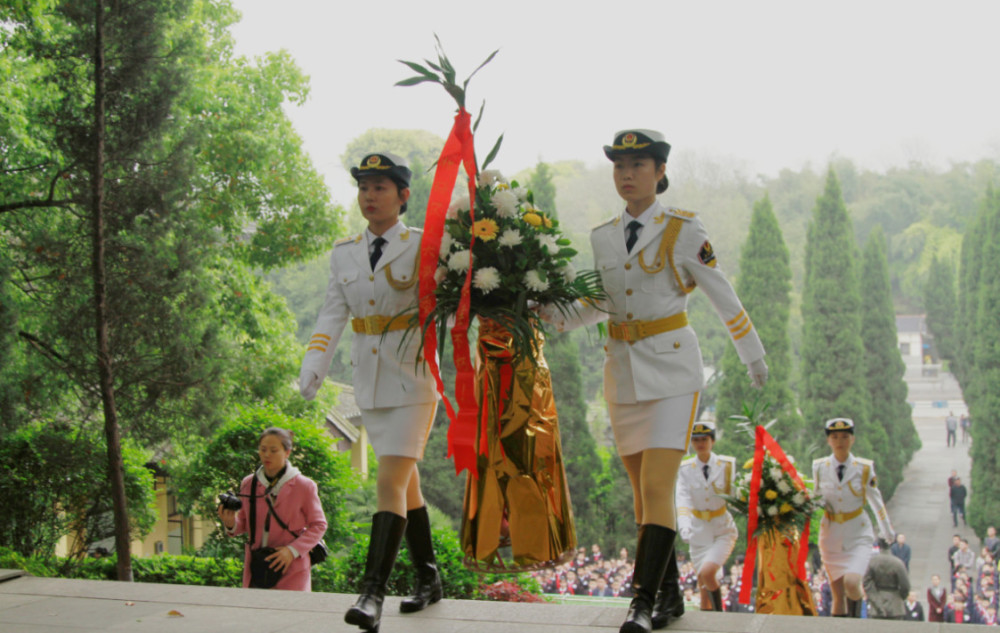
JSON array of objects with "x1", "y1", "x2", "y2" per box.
[{"x1": 363, "y1": 316, "x2": 383, "y2": 335}]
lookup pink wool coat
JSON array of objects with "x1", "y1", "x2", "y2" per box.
[{"x1": 230, "y1": 471, "x2": 327, "y2": 591}]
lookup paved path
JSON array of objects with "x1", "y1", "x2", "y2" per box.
[{"x1": 886, "y1": 369, "x2": 976, "y2": 599}]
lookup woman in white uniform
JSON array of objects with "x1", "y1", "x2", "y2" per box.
[
  {"x1": 299, "y1": 152, "x2": 441, "y2": 632},
  {"x1": 813, "y1": 417, "x2": 894, "y2": 618},
  {"x1": 542, "y1": 129, "x2": 768, "y2": 633},
  {"x1": 675, "y1": 421, "x2": 737, "y2": 612}
]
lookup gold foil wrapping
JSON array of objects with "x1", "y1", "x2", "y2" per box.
[
  {"x1": 754, "y1": 528, "x2": 818, "y2": 615},
  {"x1": 460, "y1": 319, "x2": 577, "y2": 572}
]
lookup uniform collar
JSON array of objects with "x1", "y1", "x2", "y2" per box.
[
  {"x1": 696, "y1": 452, "x2": 715, "y2": 467},
  {"x1": 620, "y1": 200, "x2": 660, "y2": 228},
  {"x1": 366, "y1": 221, "x2": 403, "y2": 249}
]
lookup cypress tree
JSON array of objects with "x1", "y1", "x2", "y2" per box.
[
  {"x1": 715, "y1": 194, "x2": 800, "y2": 463},
  {"x1": 924, "y1": 255, "x2": 958, "y2": 365},
  {"x1": 800, "y1": 169, "x2": 872, "y2": 454},
  {"x1": 860, "y1": 227, "x2": 916, "y2": 500},
  {"x1": 968, "y1": 187, "x2": 1000, "y2": 535},
  {"x1": 955, "y1": 191, "x2": 990, "y2": 390}
]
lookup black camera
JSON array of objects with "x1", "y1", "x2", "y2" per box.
[{"x1": 218, "y1": 491, "x2": 242, "y2": 511}]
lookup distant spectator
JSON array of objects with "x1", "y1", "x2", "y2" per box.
[
  {"x1": 950, "y1": 478, "x2": 968, "y2": 527},
  {"x1": 949, "y1": 534, "x2": 962, "y2": 573},
  {"x1": 960, "y1": 413, "x2": 971, "y2": 444},
  {"x1": 589, "y1": 543, "x2": 602, "y2": 563},
  {"x1": 863, "y1": 540, "x2": 910, "y2": 620},
  {"x1": 905, "y1": 591, "x2": 925, "y2": 621},
  {"x1": 927, "y1": 574, "x2": 948, "y2": 622},
  {"x1": 946, "y1": 412, "x2": 958, "y2": 447},
  {"x1": 953, "y1": 539, "x2": 975, "y2": 576},
  {"x1": 948, "y1": 469, "x2": 959, "y2": 488},
  {"x1": 985, "y1": 526, "x2": 1000, "y2": 561},
  {"x1": 590, "y1": 576, "x2": 613, "y2": 597},
  {"x1": 890, "y1": 533, "x2": 912, "y2": 571}
]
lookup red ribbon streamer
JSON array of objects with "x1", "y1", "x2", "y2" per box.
[
  {"x1": 418, "y1": 108, "x2": 480, "y2": 476},
  {"x1": 739, "y1": 425, "x2": 812, "y2": 604}
]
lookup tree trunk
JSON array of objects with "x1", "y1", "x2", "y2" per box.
[{"x1": 92, "y1": 0, "x2": 132, "y2": 582}]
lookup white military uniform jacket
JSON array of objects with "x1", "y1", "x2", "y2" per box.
[
  {"x1": 676, "y1": 452, "x2": 738, "y2": 547},
  {"x1": 300, "y1": 222, "x2": 437, "y2": 410},
  {"x1": 549, "y1": 200, "x2": 765, "y2": 404},
  {"x1": 813, "y1": 454, "x2": 894, "y2": 554}
]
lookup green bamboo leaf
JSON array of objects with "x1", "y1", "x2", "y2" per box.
[
  {"x1": 463, "y1": 49, "x2": 499, "y2": 91},
  {"x1": 472, "y1": 100, "x2": 486, "y2": 133},
  {"x1": 424, "y1": 59, "x2": 443, "y2": 73},
  {"x1": 480, "y1": 133, "x2": 504, "y2": 171},
  {"x1": 395, "y1": 76, "x2": 437, "y2": 87},
  {"x1": 398, "y1": 60, "x2": 437, "y2": 79}
]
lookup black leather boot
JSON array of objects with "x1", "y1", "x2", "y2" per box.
[
  {"x1": 650, "y1": 546, "x2": 684, "y2": 628},
  {"x1": 345, "y1": 512, "x2": 407, "y2": 631},
  {"x1": 399, "y1": 506, "x2": 443, "y2": 613},
  {"x1": 847, "y1": 598, "x2": 862, "y2": 618},
  {"x1": 709, "y1": 588, "x2": 723, "y2": 612},
  {"x1": 621, "y1": 524, "x2": 676, "y2": 633}
]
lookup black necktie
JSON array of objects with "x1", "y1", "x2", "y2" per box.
[
  {"x1": 702, "y1": 464, "x2": 710, "y2": 481},
  {"x1": 370, "y1": 236, "x2": 386, "y2": 270},
  {"x1": 837, "y1": 464, "x2": 845, "y2": 482},
  {"x1": 625, "y1": 220, "x2": 642, "y2": 253}
]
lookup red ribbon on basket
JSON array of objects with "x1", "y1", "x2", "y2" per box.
[
  {"x1": 419, "y1": 108, "x2": 481, "y2": 476},
  {"x1": 739, "y1": 425, "x2": 812, "y2": 604}
]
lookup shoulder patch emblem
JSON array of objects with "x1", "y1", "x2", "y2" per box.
[
  {"x1": 698, "y1": 240, "x2": 717, "y2": 267},
  {"x1": 334, "y1": 236, "x2": 355, "y2": 247},
  {"x1": 669, "y1": 207, "x2": 696, "y2": 219},
  {"x1": 400, "y1": 230, "x2": 411, "y2": 242},
  {"x1": 592, "y1": 216, "x2": 619, "y2": 232}
]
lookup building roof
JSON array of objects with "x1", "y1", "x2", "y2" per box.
[
  {"x1": 325, "y1": 381, "x2": 362, "y2": 444},
  {"x1": 895, "y1": 314, "x2": 926, "y2": 334}
]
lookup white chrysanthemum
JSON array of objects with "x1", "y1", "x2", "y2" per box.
[
  {"x1": 560, "y1": 262, "x2": 577, "y2": 283},
  {"x1": 538, "y1": 234, "x2": 559, "y2": 254},
  {"x1": 434, "y1": 266, "x2": 448, "y2": 284},
  {"x1": 439, "y1": 232, "x2": 454, "y2": 257},
  {"x1": 473, "y1": 267, "x2": 501, "y2": 294},
  {"x1": 766, "y1": 505, "x2": 779, "y2": 517},
  {"x1": 478, "y1": 170, "x2": 504, "y2": 188},
  {"x1": 498, "y1": 229, "x2": 523, "y2": 248},
  {"x1": 492, "y1": 189, "x2": 519, "y2": 218},
  {"x1": 513, "y1": 186, "x2": 529, "y2": 202},
  {"x1": 769, "y1": 467, "x2": 784, "y2": 482},
  {"x1": 777, "y1": 480, "x2": 792, "y2": 494},
  {"x1": 524, "y1": 270, "x2": 549, "y2": 292},
  {"x1": 792, "y1": 492, "x2": 806, "y2": 506},
  {"x1": 447, "y1": 249, "x2": 471, "y2": 273},
  {"x1": 448, "y1": 196, "x2": 470, "y2": 220}
]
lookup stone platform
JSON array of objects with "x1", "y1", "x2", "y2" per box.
[{"x1": 0, "y1": 571, "x2": 962, "y2": 633}]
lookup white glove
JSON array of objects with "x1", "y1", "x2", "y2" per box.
[
  {"x1": 680, "y1": 526, "x2": 694, "y2": 542},
  {"x1": 746, "y1": 358, "x2": 768, "y2": 389},
  {"x1": 299, "y1": 368, "x2": 322, "y2": 400}
]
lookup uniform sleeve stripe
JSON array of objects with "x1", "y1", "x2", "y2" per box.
[
  {"x1": 306, "y1": 345, "x2": 327, "y2": 352},
  {"x1": 727, "y1": 314, "x2": 749, "y2": 333},
  {"x1": 725, "y1": 310, "x2": 747, "y2": 327},
  {"x1": 732, "y1": 322, "x2": 753, "y2": 341},
  {"x1": 310, "y1": 333, "x2": 331, "y2": 341}
]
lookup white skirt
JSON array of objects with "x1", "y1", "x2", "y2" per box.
[
  {"x1": 608, "y1": 392, "x2": 700, "y2": 456},
  {"x1": 689, "y1": 523, "x2": 738, "y2": 571},
  {"x1": 361, "y1": 402, "x2": 437, "y2": 459}
]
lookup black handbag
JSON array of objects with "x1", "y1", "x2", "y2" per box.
[
  {"x1": 247, "y1": 478, "x2": 283, "y2": 588},
  {"x1": 264, "y1": 492, "x2": 330, "y2": 566}
]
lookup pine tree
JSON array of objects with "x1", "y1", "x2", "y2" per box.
[
  {"x1": 715, "y1": 194, "x2": 800, "y2": 463},
  {"x1": 924, "y1": 255, "x2": 958, "y2": 365},
  {"x1": 860, "y1": 227, "x2": 917, "y2": 500},
  {"x1": 529, "y1": 161, "x2": 558, "y2": 218},
  {"x1": 800, "y1": 169, "x2": 872, "y2": 453},
  {"x1": 968, "y1": 187, "x2": 1000, "y2": 535}
]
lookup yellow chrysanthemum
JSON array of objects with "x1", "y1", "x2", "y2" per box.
[
  {"x1": 543, "y1": 215, "x2": 553, "y2": 228},
  {"x1": 495, "y1": 182, "x2": 510, "y2": 191},
  {"x1": 743, "y1": 458, "x2": 755, "y2": 470},
  {"x1": 522, "y1": 213, "x2": 543, "y2": 227},
  {"x1": 780, "y1": 503, "x2": 793, "y2": 514},
  {"x1": 473, "y1": 218, "x2": 499, "y2": 241},
  {"x1": 764, "y1": 489, "x2": 778, "y2": 500}
]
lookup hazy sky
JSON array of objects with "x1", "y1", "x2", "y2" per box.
[{"x1": 230, "y1": 0, "x2": 1000, "y2": 207}]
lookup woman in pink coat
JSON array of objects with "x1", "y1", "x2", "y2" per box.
[{"x1": 218, "y1": 427, "x2": 328, "y2": 591}]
